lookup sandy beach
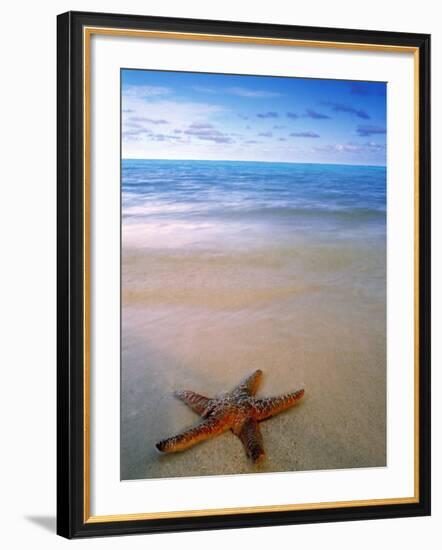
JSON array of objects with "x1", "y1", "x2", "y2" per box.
[{"x1": 121, "y1": 162, "x2": 386, "y2": 480}]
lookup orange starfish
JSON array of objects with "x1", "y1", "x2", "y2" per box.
[{"x1": 156, "y1": 369, "x2": 305, "y2": 463}]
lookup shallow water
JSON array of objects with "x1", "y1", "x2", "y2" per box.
[{"x1": 121, "y1": 159, "x2": 386, "y2": 480}]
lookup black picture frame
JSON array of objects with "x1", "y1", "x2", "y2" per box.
[{"x1": 57, "y1": 10, "x2": 431, "y2": 539}]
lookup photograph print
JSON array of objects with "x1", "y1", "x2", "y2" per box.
[{"x1": 120, "y1": 68, "x2": 387, "y2": 481}]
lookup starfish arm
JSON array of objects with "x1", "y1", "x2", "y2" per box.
[
  {"x1": 174, "y1": 390, "x2": 212, "y2": 415},
  {"x1": 233, "y1": 369, "x2": 263, "y2": 396},
  {"x1": 238, "y1": 419, "x2": 265, "y2": 463},
  {"x1": 156, "y1": 416, "x2": 229, "y2": 453},
  {"x1": 253, "y1": 388, "x2": 305, "y2": 421}
]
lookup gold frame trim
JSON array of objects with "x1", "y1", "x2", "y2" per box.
[{"x1": 82, "y1": 26, "x2": 420, "y2": 524}]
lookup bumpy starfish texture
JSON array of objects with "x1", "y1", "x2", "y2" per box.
[{"x1": 156, "y1": 370, "x2": 305, "y2": 463}]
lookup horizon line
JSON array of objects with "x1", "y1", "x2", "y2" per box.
[{"x1": 121, "y1": 158, "x2": 386, "y2": 168}]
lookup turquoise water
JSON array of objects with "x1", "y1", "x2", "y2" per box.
[
  {"x1": 122, "y1": 159, "x2": 386, "y2": 247},
  {"x1": 122, "y1": 160, "x2": 386, "y2": 219}
]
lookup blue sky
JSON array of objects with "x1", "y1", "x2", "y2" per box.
[{"x1": 122, "y1": 69, "x2": 386, "y2": 166}]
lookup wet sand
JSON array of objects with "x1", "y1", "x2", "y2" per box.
[{"x1": 121, "y1": 235, "x2": 386, "y2": 480}]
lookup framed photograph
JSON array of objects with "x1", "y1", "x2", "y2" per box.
[{"x1": 57, "y1": 11, "x2": 431, "y2": 538}]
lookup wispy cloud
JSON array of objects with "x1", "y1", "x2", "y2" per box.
[
  {"x1": 257, "y1": 112, "x2": 279, "y2": 119},
  {"x1": 273, "y1": 125, "x2": 285, "y2": 129},
  {"x1": 286, "y1": 112, "x2": 299, "y2": 119},
  {"x1": 290, "y1": 131, "x2": 320, "y2": 138},
  {"x1": 123, "y1": 126, "x2": 184, "y2": 143},
  {"x1": 183, "y1": 122, "x2": 233, "y2": 144},
  {"x1": 128, "y1": 117, "x2": 169, "y2": 125},
  {"x1": 149, "y1": 133, "x2": 183, "y2": 142},
  {"x1": 187, "y1": 122, "x2": 213, "y2": 129},
  {"x1": 122, "y1": 129, "x2": 146, "y2": 140},
  {"x1": 124, "y1": 121, "x2": 144, "y2": 129},
  {"x1": 312, "y1": 141, "x2": 385, "y2": 154},
  {"x1": 191, "y1": 85, "x2": 219, "y2": 94},
  {"x1": 356, "y1": 124, "x2": 386, "y2": 136},
  {"x1": 363, "y1": 141, "x2": 386, "y2": 150},
  {"x1": 191, "y1": 86, "x2": 282, "y2": 99},
  {"x1": 258, "y1": 131, "x2": 273, "y2": 137},
  {"x1": 228, "y1": 87, "x2": 282, "y2": 98},
  {"x1": 122, "y1": 97, "x2": 225, "y2": 144},
  {"x1": 324, "y1": 102, "x2": 370, "y2": 119},
  {"x1": 122, "y1": 85, "x2": 170, "y2": 98},
  {"x1": 304, "y1": 109, "x2": 330, "y2": 120}
]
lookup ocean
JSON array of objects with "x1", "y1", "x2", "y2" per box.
[
  {"x1": 121, "y1": 159, "x2": 386, "y2": 480},
  {"x1": 122, "y1": 159, "x2": 385, "y2": 245}
]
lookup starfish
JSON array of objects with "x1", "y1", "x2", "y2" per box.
[{"x1": 156, "y1": 369, "x2": 305, "y2": 463}]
